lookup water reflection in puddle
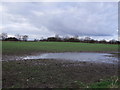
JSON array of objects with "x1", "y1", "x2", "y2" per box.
[{"x1": 23, "y1": 52, "x2": 118, "y2": 64}]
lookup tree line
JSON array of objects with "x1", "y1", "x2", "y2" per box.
[
  {"x1": 0, "y1": 33, "x2": 28, "y2": 41},
  {"x1": 40, "y1": 35, "x2": 120, "y2": 44},
  {"x1": 0, "y1": 33, "x2": 120, "y2": 44}
]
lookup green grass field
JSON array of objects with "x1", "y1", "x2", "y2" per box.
[{"x1": 2, "y1": 41, "x2": 119, "y2": 55}]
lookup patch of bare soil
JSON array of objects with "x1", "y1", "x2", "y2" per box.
[{"x1": 2, "y1": 59, "x2": 118, "y2": 88}]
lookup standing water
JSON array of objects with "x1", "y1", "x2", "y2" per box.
[{"x1": 23, "y1": 52, "x2": 118, "y2": 64}]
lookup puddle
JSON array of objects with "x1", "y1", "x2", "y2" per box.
[{"x1": 22, "y1": 52, "x2": 118, "y2": 64}]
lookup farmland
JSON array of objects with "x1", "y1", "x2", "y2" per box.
[
  {"x1": 2, "y1": 41, "x2": 119, "y2": 88},
  {"x1": 2, "y1": 59, "x2": 119, "y2": 88},
  {"x1": 2, "y1": 41, "x2": 119, "y2": 55}
]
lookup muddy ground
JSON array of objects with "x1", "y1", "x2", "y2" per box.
[{"x1": 2, "y1": 57, "x2": 118, "y2": 88}]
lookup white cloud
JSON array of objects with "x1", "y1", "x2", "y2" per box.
[
  {"x1": 1, "y1": 2, "x2": 118, "y2": 40},
  {"x1": 0, "y1": 26, "x2": 4, "y2": 31},
  {"x1": 0, "y1": 5, "x2": 3, "y2": 12},
  {"x1": 32, "y1": 11, "x2": 45, "y2": 16}
]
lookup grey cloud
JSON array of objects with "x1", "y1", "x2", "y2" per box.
[{"x1": 2, "y1": 2, "x2": 118, "y2": 40}]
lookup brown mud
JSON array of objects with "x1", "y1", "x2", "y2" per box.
[{"x1": 2, "y1": 58, "x2": 118, "y2": 88}]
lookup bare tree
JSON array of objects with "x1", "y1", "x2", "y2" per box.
[
  {"x1": 34, "y1": 39, "x2": 39, "y2": 42},
  {"x1": 0, "y1": 33, "x2": 8, "y2": 40},
  {"x1": 74, "y1": 35, "x2": 79, "y2": 39},
  {"x1": 15, "y1": 34, "x2": 22, "y2": 41},
  {"x1": 109, "y1": 39, "x2": 117, "y2": 44},
  {"x1": 22, "y1": 35, "x2": 28, "y2": 41},
  {"x1": 84, "y1": 37, "x2": 91, "y2": 43},
  {"x1": 99, "y1": 39, "x2": 107, "y2": 43},
  {"x1": 84, "y1": 37, "x2": 91, "y2": 41},
  {"x1": 55, "y1": 34, "x2": 59, "y2": 39}
]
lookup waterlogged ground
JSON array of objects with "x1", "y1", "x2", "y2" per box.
[
  {"x1": 2, "y1": 52, "x2": 118, "y2": 64},
  {"x1": 2, "y1": 59, "x2": 118, "y2": 88},
  {"x1": 2, "y1": 52, "x2": 119, "y2": 88},
  {"x1": 23, "y1": 52, "x2": 118, "y2": 64},
  {"x1": 2, "y1": 41, "x2": 119, "y2": 88}
]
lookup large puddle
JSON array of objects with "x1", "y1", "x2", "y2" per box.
[{"x1": 22, "y1": 52, "x2": 118, "y2": 64}]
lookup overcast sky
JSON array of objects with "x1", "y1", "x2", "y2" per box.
[{"x1": 1, "y1": 2, "x2": 118, "y2": 40}]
